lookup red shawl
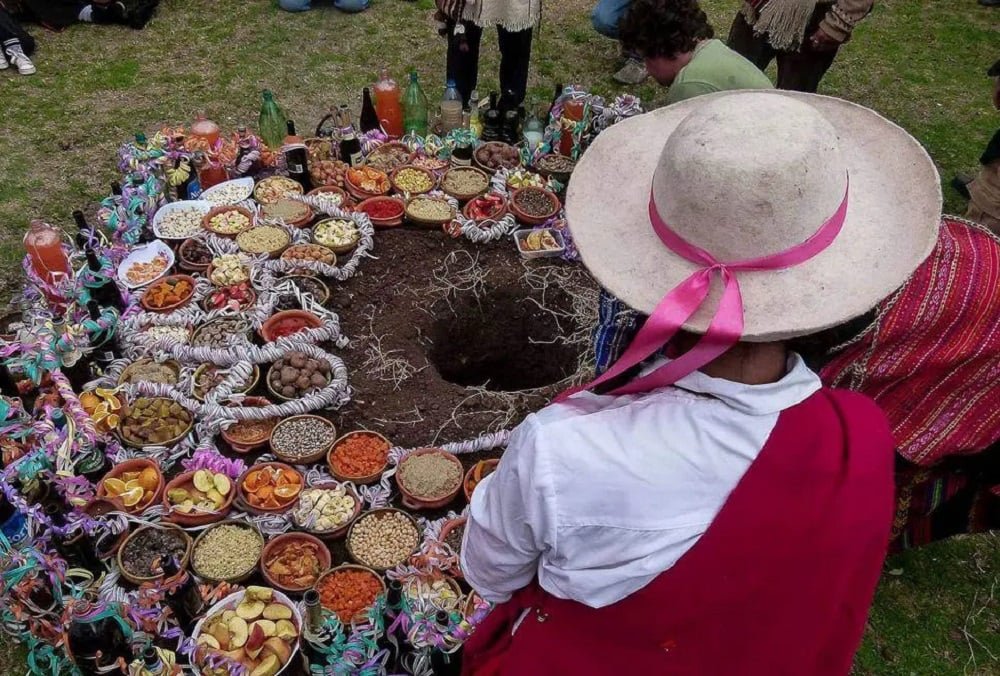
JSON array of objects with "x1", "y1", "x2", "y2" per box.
[{"x1": 822, "y1": 217, "x2": 1000, "y2": 465}]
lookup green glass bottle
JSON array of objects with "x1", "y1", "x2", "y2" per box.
[
  {"x1": 258, "y1": 89, "x2": 287, "y2": 150},
  {"x1": 402, "y1": 71, "x2": 429, "y2": 137}
]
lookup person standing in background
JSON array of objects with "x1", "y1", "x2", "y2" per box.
[
  {"x1": 0, "y1": 6, "x2": 35, "y2": 74},
  {"x1": 1, "y1": 0, "x2": 159, "y2": 30},
  {"x1": 435, "y1": 0, "x2": 538, "y2": 109},
  {"x1": 727, "y1": 0, "x2": 874, "y2": 93},
  {"x1": 591, "y1": 0, "x2": 648, "y2": 85},
  {"x1": 955, "y1": 59, "x2": 1000, "y2": 232},
  {"x1": 277, "y1": 0, "x2": 370, "y2": 14}
]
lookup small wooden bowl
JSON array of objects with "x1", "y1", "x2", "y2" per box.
[
  {"x1": 191, "y1": 520, "x2": 264, "y2": 583},
  {"x1": 280, "y1": 243, "x2": 338, "y2": 268},
  {"x1": 220, "y1": 396, "x2": 276, "y2": 453},
  {"x1": 96, "y1": 458, "x2": 164, "y2": 514},
  {"x1": 269, "y1": 414, "x2": 337, "y2": 465},
  {"x1": 177, "y1": 238, "x2": 212, "y2": 273},
  {"x1": 327, "y1": 431, "x2": 391, "y2": 485},
  {"x1": 117, "y1": 358, "x2": 181, "y2": 387},
  {"x1": 117, "y1": 524, "x2": 192, "y2": 585},
  {"x1": 200, "y1": 284, "x2": 257, "y2": 313},
  {"x1": 192, "y1": 363, "x2": 259, "y2": 403},
  {"x1": 405, "y1": 196, "x2": 456, "y2": 228},
  {"x1": 508, "y1": 187, "x2": 561, "y2": 226},
  {"x1": 313, "y1": 564, "x2": 387, "y2": 623},
  {"x1": 345, "y1": 170, "x2": 391, "y2": 201},
  {"x1": 390, "y1": 165, "x2": 437, "y2": 196},
  {"x1": 473, "y1": 141, "x2": 522, "y2": 174},
  {"x1": 261, "y1": 532, "x2": 332, "y2": 593},
  {"x1": 395, "y1": 448, "x2": 464, "y2": 510},
  {"x1": 441, "y1": 167, "x2": 491, "y2": 203},
  {"x1": 438, "y1": 516, "x2": 467, "y2": 579},
  {"x1": 282, "y1": 275, "x2": 331, "y2": 304},
  {"x1": 202, "y1": 205, "x2": 254, "y2": 238},
  {"x1": 291, "y1": 480, "x2": 362, "y2": 541},
  {"x1": 139, "y1": 274, "x2": 197, "y2": 313},
  {"x1": 462, "y1": 196, "x2": 508, "y2": 224},
  {"x1": 464, "y1": 459, "x2": 500, "y2": 502},
  {"x1": 355, "y1": 197, "x2": 405, "y2": 228},
  {"x1": 346, "y1": 509, "x2": 421, "y2": 571},
  {"x1": 162, "y1": 470, "x2": 235, "y2": 527},
  {"x1": 260, "y1": 310, "x2": 324, "y2": 343},
  {"x1": 237, "y1": 462, "x2": 303, "y2": 515}
]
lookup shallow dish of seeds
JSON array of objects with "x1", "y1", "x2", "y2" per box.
[
  {"x1": 269, "y1": 414, "x2": 337, "y2": 465},
  {"x1": 191, "y1": 520, "x2": 264, "y2": 583},
  {"x1": 395, "y1": 448, "x2": 464, "y2": 510},
  {"x1": 346, "y1": 508, "x2": 421, "y2": 571}
]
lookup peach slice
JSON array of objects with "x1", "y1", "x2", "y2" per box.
[
  {"x1": 262, "y1": 638, "x2": 292, "y2": 666},
  {"x1": 227, "y1": 616, "x2": 248, "y2": 649},
  {"x1": 262, "y1": 604, "x2": 292, "y2": 621}
]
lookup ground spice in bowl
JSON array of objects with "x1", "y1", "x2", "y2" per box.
[
  {"x1": 398, "y1": 451, "x2": 463, "y2": 500},
  {"x1": 347, "y1": 509, "x2": 420, "y2": 570},
  {"x1": 192, "y1": 522, "x2": 263, "y2": 582},
  {"x1": 315, "y1": 565, "x2": 385, "y2": 623},
  {"x1": 328, "y1": 432, "x2": 390, "y2": 483}
]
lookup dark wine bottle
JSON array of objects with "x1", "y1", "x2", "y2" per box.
[
  {"x1": 160, "y1": 557, "x2": 204, "y2": 635},
  {"x1": 86, "y1": 301, "x2": 117, "y2": 379},
  {"x1": 73, "y1": 210, "x2": 92, "y2": 250},
  {"x1": 337, "y1": 106, "x2": 364, "y2": 167},
  {"x1": 78, "y1": 217, "x2": 125, "y2": 311},
  {"x1": 282, "y1": 120, "x2": 312, "y2": 191},
  {"x1": 66, "y1": 602, "x2": 130, "y2": 676},
  {"x1": 111, "y1": 182, "x2": 122, "y2": 197},
  {"x1": 360, "y1": 87, "x2": 381, "y2": 134},
  {"x1": 482, "y1": 91, "x2": 502, "y2": 142}
]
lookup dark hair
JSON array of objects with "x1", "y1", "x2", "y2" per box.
[{"x1": 620, "y1": 0, "x2": 714, "y2": 60}]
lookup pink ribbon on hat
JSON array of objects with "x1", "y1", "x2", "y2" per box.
[{"x1": 556, "y1": 176, "x2": 850, "y2": 401}]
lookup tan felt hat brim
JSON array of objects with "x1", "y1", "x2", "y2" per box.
[{"x1": 565, "y1": 90, "x2": 942, "y2": 342}]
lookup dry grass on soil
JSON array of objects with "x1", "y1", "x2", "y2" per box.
[{"x1": 0, "y1": 0, "x2": 998, "y2": 673}]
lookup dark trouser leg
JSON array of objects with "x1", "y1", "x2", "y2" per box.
[
  {"x1": 0, "y1": 9, "x2": 35, "y2": 55},
  {"x1": 497, "y1": 26, "x2": 533, "y2": 107},
  {"x1": 773, "y1": 5, "x2": 840, "y2": 92},
  {"x1": 447, "y1": 21, "x2": 484, "y2": 107},
  {"x1": 726, "y1": 10, "x2": 776, "y2": 72}
]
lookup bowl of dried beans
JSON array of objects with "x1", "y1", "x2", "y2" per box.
[
  {"x1": 139, "y1": 274, "x2": 197, "y2": 313},
  {"x1": 327, "y1": 431, "x2": 391, "y2": 485},
  {"x1": 395, "y1": 448, "x2": 464, "y2": 510},
  {"x1": 238, "y1": 462, "x2": 303, "y2": 514},
  {"x1": 262, "y1": 532, "x2": 331, "y2": 593},
  {"x1": 314, "y1": 564, "x2": 386, "y2": 624},
  {"x1": 220, "y1": 397, "x2": 278, "y2": 453}
]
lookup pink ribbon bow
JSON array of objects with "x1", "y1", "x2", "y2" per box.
[{"x1": 557, "y1": 177, "x2": 850, "y2": 401}]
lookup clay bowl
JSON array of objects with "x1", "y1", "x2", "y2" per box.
[
  {"x1": 138, "y1": 274, "x2": 198, "y2": 313},
  {"x1": 345, "y1": 508, "x2": 421, "y2": 571},
  {"x1": 117, "y1": 398, "x2": 194, "y2": 449},
  {"x1": 201, "y1": 204, "x2": 254, "y2": 238},
  {"x1": 265, "y1": 361, "x2": 332, "y2": 403},
  {"x1": 260, "y1": 309, "x2": 324, "y2": 343},
  {"x1": 205, "y1": 260, "x2": 251, "y2": 288},
  {"x1": 161, "y1": 470, "x2": 235, "y2": 527},
  {"x1": 438, "y1": 516, "x2": 467, "y2": 579},
  {"x1": 177, "y1": 238, "x2": 212, "y2": 273},
  {"x1": 280, "y1": 243, "x2": 338, "y2": 269},
  {"x1": 199, "y1": 284, "x2": 257, "y2": 313},
  {"x1": 192, "y1": 363, "x2": 259, "y2": 403},
  {"x1": 312, "y1": 218, "x2": 361, "y2": 255},
  {"x1": 364, "y1": 142, "x2": 415, "y2": 173},
  {"x1": 237, "y1": 462, "x2": 303, "y2": 515},
  {"x1": 259, "y1": 199, "x2": 314, "y2": 229},
  {"x1": 395, "y1": 448, "x2": 464, "y2": 510},
  {"x1": 508, "y1": 187, "x2": 561, "y2": 226},
  {"x1": 532, "y1": 153, "x2": 576, "y2": 185},
  {"x1": 401, "y1": 573, "x2": 464, "y2": 611},
  {"x1": 117, "y1": 357, "x2": 181, "y2": 387},
  {"x1": 260, "y1": 531, "x2": 333, "y2": 594},
  {"x1": 291, "y1": 480, "x2": 362, "y2": 541},
  {"x1": 327, "y1": 430, "x2": 392, "y2": 485},
  {"x1": 220, "y1": 396, "x2": 277, "y2": 453},
  {"x1": 462, "y1": 196, "x2": 508, "y2": 224},
  {"x1": 191, "y1": 520, "x2": 264, "y2": 584},
  {"x1": 269, "y1": 414, "x2": 337, "y2": 465},
  {"x1": 117, "y1": 523, "x2": 192, "y2": 585},
  {"x1": 345, "y1": 170, "x2": 391, "y2": 202},
  {"x1": 313, "y1": 564, "x2": 387, "y2": 624},
  {"x1": 355, "y1": 196, "x2": 405, "y2": 228},
  {"x1": 282, "y1": 275, "x2": 331, "y2": 305},
  {"x1": 390, "y1": 165, "x2": 437, "y2": 196},
  {"x1": 464, "y1": 459, "x2": 500, "y2": 502},
  {"x1": 96, "y1": 458, "x2": 164, "y2": 515},
  {"x1": 307, "y1": 185, "x2": 349, "y2": 202},
  {"x1": 235, "y1": 225, "x2": 293, "y2": 259},
  {"x1": 405, "y1": 196, "x2": 456, "y2": 228},
  {"x1": 440, "y1": 166, "x2": 491, "y2": 203},
  {"x1": 473, "y1": 141, "x2": 522, "y2": 174}
]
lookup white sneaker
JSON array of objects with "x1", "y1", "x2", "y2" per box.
[
  {"x1": 5, "y1": 45, "x2": 35, "y2": 76},
  {"x1": 0, "y1": 54, "x2": 8, "y2": 70}
]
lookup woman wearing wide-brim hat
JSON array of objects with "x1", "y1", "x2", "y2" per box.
[{"x1": 459, "y1": 90, "x2": 941, "y2": 675}]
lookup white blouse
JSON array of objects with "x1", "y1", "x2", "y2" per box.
[{"x1": 460, "y1": 354, "x2": 821, "y2": 608}]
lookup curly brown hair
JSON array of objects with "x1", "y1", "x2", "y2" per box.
[{"x1": 619, "y1": 0, "x2": 714, "y2": 60}]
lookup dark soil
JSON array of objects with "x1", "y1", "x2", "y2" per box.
[{"x1": 325, "y1": 228, "x2": 589, "y2": 449}]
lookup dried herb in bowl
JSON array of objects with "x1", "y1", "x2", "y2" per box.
[
  {"x1": 192, "y1": 523, "x2": 263, "y2": 581},
  {"x1": 398, "y1": 453, "x2": 462, "y2": 500}
]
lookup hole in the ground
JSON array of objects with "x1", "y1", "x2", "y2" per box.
[{"x1": 430, "y1": 285, "x2": 582, "y2": 392}]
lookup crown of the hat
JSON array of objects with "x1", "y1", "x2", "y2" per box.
[{"x1": 652, "y1": 93, "x2": 849, "y2": 261}]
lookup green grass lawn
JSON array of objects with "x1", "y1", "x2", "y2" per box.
[{"x1": 0, "y1": 0, "x2": 998, "y2": 673}]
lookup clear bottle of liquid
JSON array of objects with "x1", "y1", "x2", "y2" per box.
[
  {"x1": 523, "y1": 102, "x2": 544, "y2": 151},
  {"x1": 258, "y1": 89, "x2": 287, "y2": 150},
  {"x1": 468, "y1": 90, "x2": 483, "y2": 137},
  {"x1": 190, "y1": 113, "x2": 220, "y2": 147},
  {"x1": 24, "y1": 220, "x2": 71, "y2": 289},
  {"x1": 440, "y1": 79, "x2": 463, "y2": 133},
  {"x1": 403, "y1": 71, "x2": 429, "y2": 137}
]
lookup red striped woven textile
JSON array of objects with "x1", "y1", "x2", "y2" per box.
[{"x1": 821, "y1": 217, "x2": 1000, "y2": 466}]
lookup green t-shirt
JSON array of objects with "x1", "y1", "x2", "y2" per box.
[{"x1": 666, "y1": 39, "x2": 774, "y2": 105}]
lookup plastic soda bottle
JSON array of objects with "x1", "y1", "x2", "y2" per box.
[
  {"x1": 403, "y1": 71, "x2": 429, "y2": 137},
  {"x1": 258, "y1": 90, "x2": 287, "y2": 150},
  {"x1": 374, "y1": 68, "x2": 405, "y2": 138},
  {"x1": 440, "y1": 79, "x2": 463, "y2": 133}
]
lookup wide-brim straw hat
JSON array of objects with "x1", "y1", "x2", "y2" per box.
[{"x1": 565, "y1": 90, "x2": 942, "y2": 342}]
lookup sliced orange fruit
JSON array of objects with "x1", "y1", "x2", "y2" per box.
[
  {"x1": 274, "y1": 484, "x2": 300, "y2": 500},
  {"x1": 121, "y1": 471, "x2": 139, "y2": 482},
  {"x1": 103, "y1": 477, "x2": 128, "y2": 496},
  {"x1": 263, "y1": 495, "x2": 281, "y2": 509},
  {"x1": 141, "y1": 490, "x2": 154, "y2": 506},
  {"x1": 138, "y1": 467, "x2": 160, "y2": 492},
  {"x1": 256, "y1": 485, "x2": 274, "y2": 500},
  {"x1": 243, "y1": 470, "x2": 265, "y2": 492},
  {"x1": 120, "y1": 487, "x2": 145, "y2": 507},
  {"x1": 277, "y1": 469, "x2": 301, "y2": 486}
]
